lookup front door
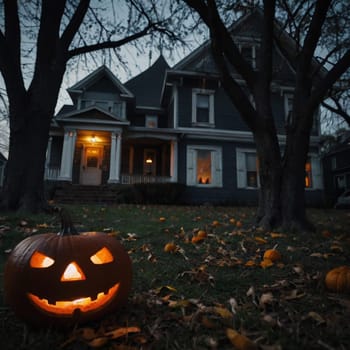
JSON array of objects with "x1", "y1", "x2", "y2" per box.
[{"x1": 81, "y1": 146, "x2": 102, "y2": 185}]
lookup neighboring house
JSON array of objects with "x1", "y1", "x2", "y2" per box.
[
  {"x1": 46, "y1": 10, "x2": 323, "y2": 205},
  {"x1": 0, "y1": 152, "x2": 7, "y2": 187},
  {"x1": 323, "y1": 131, "x2": 350, "y2": 205}
]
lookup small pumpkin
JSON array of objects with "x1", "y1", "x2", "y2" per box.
[
  {"x1": 197, "y1": 230, "x2": 207, "y2": 238},
  {"x1": 325, "y1": 266, "x2": 350, "y2": 293},
  {"x1": 263, "y1": 249, "x2": 281, "y2": 262},
  {"x1": 164, "y1": 242, "x2": 177, "y2": 252},
  {"x1": 4, "y1": 209, "x2": 132, "y2": 326}
]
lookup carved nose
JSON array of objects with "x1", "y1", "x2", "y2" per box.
[{"x1": 60, "y1": 262, "x2": 86, "y2": 281}]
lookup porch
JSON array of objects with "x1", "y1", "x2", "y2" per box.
[{"x1": 45, "y1": 129, "x2": 178, "y2": 185}]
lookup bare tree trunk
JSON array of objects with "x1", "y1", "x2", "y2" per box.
[
  {"x1": 254, "y1": 125, "x2": 282, "y2": 230},
  {"x1": 281, "y1": 120, "x2": 313, "y2": 231},
  {"x1": 1, "y1": 105, "x2": 52, "y2": 213}
]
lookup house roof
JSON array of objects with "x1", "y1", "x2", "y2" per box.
[
  {"x1": 173, "y1": 7, "x2": 327, "y2": 81},
  {"x1": 173, "y1": 9, "x2": 261, "y2": 72},
  {"x1": 125, "y1": 55, "x2": 170, "y2": 109},
  {"x1": 67, "y1": 65, "x2": 134, "y2": 101}
]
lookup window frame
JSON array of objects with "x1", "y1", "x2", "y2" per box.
[
  {"x1": 191, "y1": 88, "x2": 215, "y2": 127},
  {"x1": 186, "y1": 145, "x2": 222, "y2": 187},
  {"x1": 145, "y1": 115, "x2": 158, "y2": 128},
  {"x1": 236, "y1": 148, "x2": 260, "y2": 189},
  {"x1": 238, "y1": 43, "x2": 259, "y2": 70}
]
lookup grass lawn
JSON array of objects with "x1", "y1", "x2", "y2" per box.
[{"x1": 0, "y1": 204, "x2": 350, "y2": 349}]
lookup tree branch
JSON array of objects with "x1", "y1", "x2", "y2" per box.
[
  {"x1": 298, "y1": 0, "x2": 331, "y2": 77},
  {"x1": 322, "y1": 98, "x2": 350, "y2": 127},
  {"x1": 60, "y1": 0, "x2": 90, "y2": 53},
  {"x1": 67, "y1": 23, "x2": 155, "y2": 58}
]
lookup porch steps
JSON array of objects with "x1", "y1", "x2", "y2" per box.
[{"x1": 53, "y1": 184, "x2": 121, "y2": 204}]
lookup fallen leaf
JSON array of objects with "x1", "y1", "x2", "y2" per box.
[
  {"x1": 255, "y1": 236, "x2": 268, "y2": 244},
  {"x1": 259, "y1": 292, "x2": 274, "y2": 307},
  {"x1": 307, "y1": 311, "x2": 326, "y2": 325},
  {"x1": 87, "y1": 337, "x2": 108, "y2": 348},
  {"x1": 105, "y1": 326, "x2": 141, "y2": 339},
  {"x1": 245, "y1": 260, "x2": 256, "y2": 267},
  {"x1": 270, "y1": 232, "x2": 285, "y2": 238},
  {"x1": 213, "y1": 306, "x2": 233, "y2": 319},
  {"x1": 226, "y1": 328, "x2": 258, "y2": 350}
]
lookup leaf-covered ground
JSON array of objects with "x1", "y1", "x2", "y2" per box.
[{"x1": 0, "y1": 204, "x2": 350, "y2": 350}]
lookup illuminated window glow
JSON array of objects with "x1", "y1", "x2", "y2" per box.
[
  {"x1": 197, "y1": 150, "x2": 212, "y2": 184},
  {"x1": 305, "y1": 160, "x2": 312, "y2": 188}
]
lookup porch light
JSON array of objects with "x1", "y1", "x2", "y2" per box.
[
  {"x1": 90, "y1": 135, "x2": 96, "y2": 143},
  {"x1": 145, "y1": 157, "x2": 153, "y2": 164}
]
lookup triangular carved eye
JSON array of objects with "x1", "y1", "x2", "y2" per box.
[
  {"x1": 90, "y1": 247, "x2": 114, "y2": 264},
  {"x1": 30, "y1": 251, "x2": 55, "y2": 268}
]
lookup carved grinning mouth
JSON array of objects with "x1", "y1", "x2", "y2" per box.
[{"x1": 27, "y1": 283, "x2": 119, "y2": 315}]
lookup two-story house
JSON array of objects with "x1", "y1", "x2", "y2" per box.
[
  {"x1": 323, "y1": 130, "x2": 350, "y2": 205},
  {"x1": 46, "y1": 10, "x2": 323, "y2": 205}
]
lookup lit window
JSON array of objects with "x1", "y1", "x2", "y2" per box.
[
  {"x1": 197, "y1": 150, "x2": 212, "y2": 184},
  {"x1": 192, "y1": 89, "x2": 215, "y2": 126},
  {"x1": 187, "y1": 146, "x2": 222, "y2": 187},
  {"x1": 305, "y1": 159, "x2": 312, "y2": 188}
]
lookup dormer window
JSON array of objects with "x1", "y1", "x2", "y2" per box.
[
  {"x1": 284, "y1": 93, "x2": 293, "y2": 123},
  {"x1": 192, "y1": 88, "x2": 215, "y2": 126},
  {"x1": 239, "y1": 44, "x2": 259, "y2": 69}
]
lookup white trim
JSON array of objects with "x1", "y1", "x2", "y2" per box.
[
  {"x1": 173, "y1": 85, "x2": 179, "y2": 128},
  {"x1": 186, "y1": 145, "x2": 222, "y2": 187},
  {"x1": 58, "y1": 130, "x2": 77, "y2": 181},
  {"x1": 236, "y1": 148, "x2": 260, "y2": 189},
  {"x1": 308, "y1": 153, "x2": 323, "y2": 190},
  {"x1": 191, "y1": 88, "x2": 215, "y2": 126},
  {"x1": 170, "y1": 140, "x2": 178, "y2": 182}
]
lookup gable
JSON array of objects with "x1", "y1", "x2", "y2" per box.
[
  {"x1": 87, "y1": 76, "x2": 121, "y2": 94},
  {"x1": 173, "y1": 9, "x2": 296, "y2": 83},
  {"x1": 67, "y1": 65, "x2": 134, "y2": 103},
  {"x1": 55, "y1": 106, "x2": 129, "y2": 125}
]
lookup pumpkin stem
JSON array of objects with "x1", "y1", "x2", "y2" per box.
[{"x1": 55, "y1": 207, "x2": 79, "y2": 235}]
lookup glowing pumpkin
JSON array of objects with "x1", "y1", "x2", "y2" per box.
[{"x1": 4, "y1": 209, "x2": 132, "y2": 326}]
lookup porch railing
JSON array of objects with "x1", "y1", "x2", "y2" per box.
[
  {"x1": 45, "y1": 166, "x2": 60, "y2": 180},
  {"x1": 44, "y1": 167, "x2": 172, "y2": 184},
  {"x1": 121, "y1": 174, "x2": 171, "y2": 184}
]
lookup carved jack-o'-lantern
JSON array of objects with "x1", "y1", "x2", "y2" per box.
[{"x1": 4, "y1": 209, "x2": 132, "y2": 326}]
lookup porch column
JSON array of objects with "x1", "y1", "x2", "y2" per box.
[
  {"x1": 58, "y1": 130, "x2": 76, "y2": 181},
  {"x1": 44, "y1": 136, "x2": 53, "y2": 179},
  {"x1": 108, "y1": 132, "x2": 122, "y2": 183},
  {"x1": 170, "y1": 139, "x2": 178, "y2": 182}
]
